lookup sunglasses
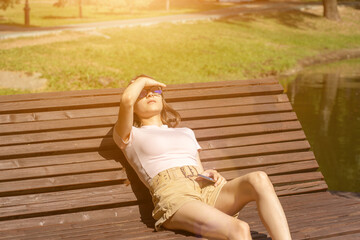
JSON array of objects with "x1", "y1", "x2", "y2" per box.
[{"x1": 138, "y1": 86, "x2": 163, "y2": 99}]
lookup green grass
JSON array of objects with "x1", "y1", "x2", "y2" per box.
[
  {"x1": 0, "y1": 0, "x2": 230, "y2": 27},
  {"x1": 1, "y1": 6, "x2": 360, "y2": 94}
]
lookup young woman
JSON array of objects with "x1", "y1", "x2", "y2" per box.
[{"x1": 113, "y1": 75, "x2": 292, "y2": 240}]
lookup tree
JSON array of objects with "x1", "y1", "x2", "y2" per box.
[
  {"x1": 323, "y1": 0, "x2": 341, "y2": 21},
  {"x1": 0, "y1": 0, "x2": 20, "y2": 10},
  {"x1": 166, "y1": 0, "x2": 170, "y2": 11}
]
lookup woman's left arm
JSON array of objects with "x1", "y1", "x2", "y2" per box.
[{"x1": 195, "y1": 153, "x2": 227, "y2": 187}]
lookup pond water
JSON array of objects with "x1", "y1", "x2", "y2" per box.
[{"x1": 279, "y1": 58, "x2": 360, "y2": 193}]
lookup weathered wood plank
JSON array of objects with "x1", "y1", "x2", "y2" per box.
[
  {"x1": 0, "y1": 131, "x2": 307, "y2": 172},
  {"x1": 0, "y1": 78, "x2": 278, "y2": 103},
  {"x1": 0, "y1": 110, "x2": 296, "y2": 134},
  {"x1": 200, "y1": 140, "x2": 311, "y2": 161},
  {"x1": 0, "y1": 151, "x2": 116, "y2": 171},
  {"x1": 222, "y1": 160, "x2": 320, "y2": 180},
  {"x1": 202, "y1": 151, "x2": 315, "y2": 170},
  {"x1": 181, "y1": 111, "x2": 297, "y2": 130},
  {"x1": 0, "y1": 204, "x2": 143, "y2": 232},
  {"x1": 199, "y1": 130, "x2": 306, "y2": 150},
  {"x1": 0, "y1": 93, "x2": 288, "y2": 125},
  {"x1": 0, "y1": 150, "x2": 315, "y2": 185},
  {"x1": 0, "y1": 117, "x2": 299, "y2": 146},
  {"x1": 0, "y1": 158, "x2": 319, "y2": 197},
  {"x1": 0, "y1": 160, "x2": 121, "y2": 181},
  {"x1": 0, "y1": 172, "x2": 322, "y2": 210},
  {"x1": 1, "y1": 192, "x2": 357, "y2": 240},
  {"x1": 0, "y1": 185, "x2": 133, "y2": 208},
  {"x1": 0, "y1": 172, "x2": 324, "y2": 221},
  {"x1": 323, "y1": 232, "x2": 360, "y2": 240},
  {"x1": 0, "y1": 170, "x2": 127, "y2": 196},
  {"x1": 179, "y1": 102, "x2": 293, "y2": 119},
  {"x1": 195, "y1": 120, "x2": 301, "y2": 140},
  {"x1": 0, "y1": 84, "x2": 283, "y2": 113},
  {"x1": 0, "y1": 124, "x2": 306, "y2": 158}
]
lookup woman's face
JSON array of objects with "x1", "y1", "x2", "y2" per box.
[{"x1": 134, "y1": 87, "x2": 164, "y2": 120}]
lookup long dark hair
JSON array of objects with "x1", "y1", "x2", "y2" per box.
[{"x1": 131, "y1": 75, "x2": 181, "y2": 128}]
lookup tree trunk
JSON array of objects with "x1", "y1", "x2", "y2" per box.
[
  {"x1": 166, "y1": 0, "x2": 170, "y2": 11},
  {"x1": 24, "y1": 0, "x2": 30, "y2": 27},
  {"x1": 79, "y1": 0, "x2": 82, "y2": 18},
  {"x1": 323, "y1": 0, "x2": 341, "y2": 21}
]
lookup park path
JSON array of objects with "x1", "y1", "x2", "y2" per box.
[{"x1": 0, "y1": 1, "x2": 347, "y2": 40}]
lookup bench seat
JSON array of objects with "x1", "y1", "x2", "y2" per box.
[{"x1": 0, "y1": 78, "x2": 358, "y2": 239}]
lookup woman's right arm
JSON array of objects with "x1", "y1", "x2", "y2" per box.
[{"x1": 114, "y1": 77, "x2": 166, "y2": 143}]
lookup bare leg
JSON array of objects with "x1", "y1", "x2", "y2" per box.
[
  {"x1": 163, "y1": 200, "x2": 252, "y2": 240},
  {"x1": 215, "y1": 171, "x2": 292, "y2": 240}
]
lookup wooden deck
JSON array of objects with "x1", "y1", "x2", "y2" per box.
[{"x1": 0, "y1": 78, "x2": 359, "y2": 239}]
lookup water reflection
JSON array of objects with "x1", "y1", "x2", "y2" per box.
[{"x1": 280, "y1": 59, "x2": 360, "y2": 193}]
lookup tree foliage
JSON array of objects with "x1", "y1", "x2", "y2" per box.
[{"x1": 0, "y1": 0, "x2": 20, "y2": 10}]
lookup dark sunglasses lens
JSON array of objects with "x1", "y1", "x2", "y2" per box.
[
  {"x1": 138, "y1": 87, "x2": 162, "y2": 98},
  {"x1": 139, "y1": 89, "x2": 147, "y2": 98}
]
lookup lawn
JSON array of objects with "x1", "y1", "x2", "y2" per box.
[
  {"x1": 0, "y1": 0, "x2": 231, "y2": 27},
  {"x1": 0, "y1": 5, "x2": 360, "y2": 95}
]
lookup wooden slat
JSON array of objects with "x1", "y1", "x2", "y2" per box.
[
  {"x1": 0, "y1": 84, "x2": 283, "y2": 113},
  {"x1": 0, "y1": 189, "x2": 136, "y2": 220},
  {"x1": 0, "y1": 167, "x2": 323, "y2": 218},
  {"x1": 0, "y1": 111, "x2": 297, "y2": 136},
  {"x1": 170, "y1": 93, "x2": 289, "y2": 110},
  {"x1": 0, "y1": 122, "x2": 304, "y2": 158},
  {"x1": 0, "y1": 160, "x2": 121, "y2": 181},
  {"x1": 0, "y1": 106, "x2": 116, "y2": 124},
  {"x1": 0, "y1": 172, "x2": 324, "y2": 221},
  {"x1": 180, "y1": 102, "x2": 293, "y2": 119},
  {"x1": 320, "y1": 232, "x2": 360, "y2": 240},
  {"x1": 0, "y1": 204, "x2": 143, "y2": 232},
  {"x1": 200, "y1": 140, "x2": 311, "y2": 161},
  {"x1": 0, "y1": 138, "x2": 112, "y2": 159},
  {"x1": 222, "y1": 160, "x2": 320, "y2": 180},
  {"x1": 199, "y1": 130, "x2": 306, "y2": 150},
  {"x1": 0, "y1": 119, "x2": 301, "y2": 149},
  {"x1": 0, "y1": 78, "x2": 278, "y2": 103},
  {"x1": 0, "y1": 93, "x2": 288, "y2": 125},
  {"x1": 0, "y1": 185, "x2": 133, "y2": 208},
  {"x1": 0, "y1": 171, "x2": 323, "y2": 210},
  {"x1": 195, "y1": 120, "x2": 301, "y2": 140},
  {"x1": 0, "y1": 131, "x2": 306, "y2": 171},
  {"x1": 1, "y1": 191, "x2": 357, "y2": 239},
  {"x1": 0, "y1": 151, "x2": 115, "y2": 171},
  {"x1": 0, "y1": 94, "x2": 290, "y2": 132},
  {"x1": 0, "y1": 173, "x2": 325, "y2": 224},
  {"x1": 202, "y1": 151, "x2": 315, "y2": 170},
  {"x1": 240, "y1": 193, "x2": 360, "y2": 239},
  {"x1": 0, "y1": 146, "x2": 316, "y2": 192},
  {"x1": 181, "y1": 111, "x2": 297, "y2": 130},
  {"x1": 0, "y1": 170, "x2": 127, "y2": 196}
]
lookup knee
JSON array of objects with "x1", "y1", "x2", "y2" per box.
[
  {"x1": 247, "y1": 171, "x2": 274, "y2": 192},
  {"x1": 228, "y1": 220, "x2": 251, "y2": 240}
]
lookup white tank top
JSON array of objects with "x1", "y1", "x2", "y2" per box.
[{"x1": 113, "y1": 125, "x2": 201, "y2": 188}]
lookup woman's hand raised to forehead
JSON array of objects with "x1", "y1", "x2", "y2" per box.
[{"x1": 134, "y1": 77, "x2": 166, "y2": 89}]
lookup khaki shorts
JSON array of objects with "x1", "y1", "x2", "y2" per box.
[{"x1": 149, "y1": 165, "x2": 226, "y2": 231}]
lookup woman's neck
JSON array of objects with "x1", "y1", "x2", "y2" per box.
[{"x1": 141, "y1": 115, "x2": 163, "y2": 127}]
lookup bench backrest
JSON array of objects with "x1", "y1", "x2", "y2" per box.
[{"x1": 0, "y1": 78, "x2": 327, "y2": 231}]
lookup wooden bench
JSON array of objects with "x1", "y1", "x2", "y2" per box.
[{"x1": 0, "y1": 78, "x2": 359, "y2": 239}]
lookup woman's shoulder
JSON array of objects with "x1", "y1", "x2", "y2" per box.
[{"x1": 172, "y1": 126, "x2": 195, "y2": 134}]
